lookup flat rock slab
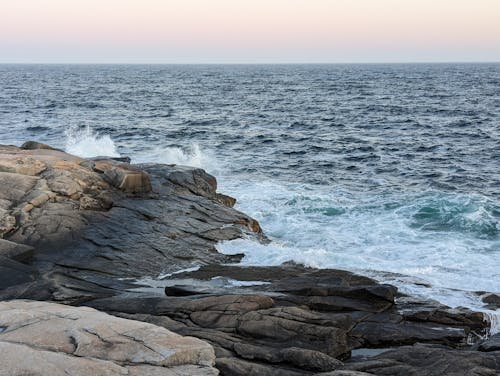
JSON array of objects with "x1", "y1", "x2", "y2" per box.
[
  {"x1": 344, "y1": 343, "x2": 500, "y2": 376},
  {"x1": 0, "y1": 300, "x2": 218, "y2": 375}
]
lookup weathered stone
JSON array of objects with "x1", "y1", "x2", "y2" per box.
[
  {"x1": 0, "y1": 211, "x2": 16, "y2": 237},
  {"x1": 0, "y1": 171, "x2": 39, "y2": 202},
  {"x1": 482, "y1": 293, "x2": 500, "y2": 309},
  {"x1": 216, "y1": 193, "x2": 237, "y2": 207},
  {"x1": 344, "y1": 344, "x2": 500, "y2": 376},
  {"x1": 0, "y1": 239, "x2": 34, "y2": 261},
  {"x1": 0, "y1": 156, "x2": 47, "y2": 175},
  {"x1": 0, "y1": 256, "x2": 36, "y2": 289},
  {"x1": 478, "y1": 334, "x2": 500, "y2": 352},
  {"x1": 216, "y1": 357, "x2": 305, "y2": 376},
  {"x1": 233, "y1": 343, "x2": 343, "y2": 372},
  {"x1": 0, "y1": 300, "x2": 218, "y2": 375},
  {"x1": 88, "y1": 159, "x2": 152, "y2": 193},
  {"x1": 318, "y1": 372, "x2": 374, "y2": 376},
  {"x1": 20, "y1": 140, "x2": 61, "y2": 151},
  {"x1": 350, "y1": 319, "x2": 468, "y2": 347}
]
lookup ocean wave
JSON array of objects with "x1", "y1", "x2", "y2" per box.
[
  {"x1": 133, "y1": 143, "x2": 222, "y2": 175},
  {"x1": 408, "y1": 195, "x2": 499, "y2": 239},
  {"x1": 65, "y1": 126, "x2": 120, "y2": 158}
]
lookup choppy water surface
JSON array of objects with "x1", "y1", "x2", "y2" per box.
[{"x1": 0, "y1": 64, "x2": 499, "y2": 322}]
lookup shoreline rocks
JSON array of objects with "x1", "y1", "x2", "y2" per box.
[{"x1": 0, "y1": 142, "x2": 499, "y2": 376}]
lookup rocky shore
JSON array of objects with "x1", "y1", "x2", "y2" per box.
[{"x1": 0, "y1": 142, "x2": 499, "y2": 375}]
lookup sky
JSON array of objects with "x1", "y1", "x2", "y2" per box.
[{"x1": 1, "y1": 0, "x2": 499, "y2": 63}]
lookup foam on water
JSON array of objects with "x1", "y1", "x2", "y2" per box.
[
  {"x1": 65, "y1": 126, "x2": 120, "y2": 158},
  {"x1": 215, "y1": 177, "x2": 500, "y2": 333},
  {"x1": 133, "y1": 143, "x2": 222, "y2": 175}
]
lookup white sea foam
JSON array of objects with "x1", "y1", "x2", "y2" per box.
[
  {"x1": 65, "y1": 126, "x2": 120, "y2": 158},
  {"x1": 134, "y1": 143, "x2": 222, "y2": 175},
  {"x1": 215, "y1": 178, "x2": 500, "y2": 333}
]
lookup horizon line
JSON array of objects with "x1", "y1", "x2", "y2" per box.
[{"x1": 1, "y1": 61, "x2": 499, "y2": 65}]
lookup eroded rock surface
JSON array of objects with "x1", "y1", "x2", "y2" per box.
[{"x1": 0, "y1": 300, "x2": 218, "y2": 375}]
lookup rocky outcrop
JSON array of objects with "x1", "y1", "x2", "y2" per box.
[
  {"x1": 0, "y1": 300, "x2": 218, "y2": 375},
  {"x1": 0, "y1": 142, "x2": 498, "y2": 376}
]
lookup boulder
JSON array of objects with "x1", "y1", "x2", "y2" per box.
[
  {"x1": 20, "y1": 141, "x2": 61, "y2": 151},
  {"x1": 86, "y1": 159, "x2": 152, "y2": 193},
  {"x1": 482, "y1": 294, "x2": 500, "y2": 309}
]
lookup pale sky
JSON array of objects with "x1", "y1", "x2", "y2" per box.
[{"x1": 1, "y1": 0, "x2": 499, "y2": 63}]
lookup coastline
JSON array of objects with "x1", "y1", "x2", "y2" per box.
[{"x1": 0, "y1": 142, "x2": 499, "y2": 375}]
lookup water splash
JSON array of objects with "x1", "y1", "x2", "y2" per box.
[
  {"x1": 484, "y1": 312, "x2": 500, "y2": 336},
  {"x1": 135, "y1": 143, "x2": 221, "y2": 174},
  {"x1": 65, "y1": 126, "x2": 120, "y2": 158}
]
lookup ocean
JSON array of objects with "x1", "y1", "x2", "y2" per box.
[{"x1": 0, "y1": 64, "x2": 499, "y2": 325}]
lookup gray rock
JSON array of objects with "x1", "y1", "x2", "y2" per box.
[
  {"x1": 0, "y1": 239, "x2": 34, "y2": 261},
  {"x1": 482, "y1": 293, "x2": 500, "y2": 309},
  {"x1": 478, "y1": 334, "x2": 500, "y2": 352},
  {"x1": 344, "y1": 343, "x2": 500, "y2": 376},
  {"x1": 20, "y1": 140, "x2": 61, "y2": 151}
]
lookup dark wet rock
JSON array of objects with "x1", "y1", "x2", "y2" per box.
[
  {"x1": 20, "y1": 140, "x2": 61, "y2": 151},
  {"x1": 216, "y1": 357, "x2": 306, "y2": 376},
  {"x1": 344, "y1": 343, "x2": 500, "y2": 376},
  {"x1": 234, "y1": 344, "x2": 344, "y2": 372},
  {"x1": 88, "y1": 155, "x2": 132, "y2": 163},
  {"x1": 350, "y1": 316, "x2": 468, "y2": 347},
  {"x1": 0, "y1": 239, "x2": 34, "y2": 261},
  {"x1": 318, "y1": 372, "x2": 374, "y2": 376},
  {"x1": 478, "y1": 334, "x2": 500, "y2": 352},
  {"x1": 481, "y1": 293, "x2": 500, "y2": 309},
  {"x1": 0, "y1": 256, "x2": 36, "y2": 289},
  {"x1": 397, "y1": 296, "x2": 487, "y2": 331}
]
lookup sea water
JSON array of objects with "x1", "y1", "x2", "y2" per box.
[{"x1": 0, "y1": 64, "x2": 498, "y2": 331}]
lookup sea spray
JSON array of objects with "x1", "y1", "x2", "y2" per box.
[
  {"x1": 134, "y1": 143, "x2": 222, "y2": 175},
  {"x1": 484, "y1": 312, "x2": 500, "y2": 336},
  {"x1": 65, "y1": 126, "x2": 120, "y2": 158}
]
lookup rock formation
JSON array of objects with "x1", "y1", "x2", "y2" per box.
[
  {"x1": 0, "y1": 142, "x2": 499, "y2": 376},
  {"x1": 0, "y1": 300, "x2": 218, "y2": 375}
]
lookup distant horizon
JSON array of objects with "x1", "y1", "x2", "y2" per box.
[{"x1": 1, "y1": 60, "x2": 499, "y2": 65}]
